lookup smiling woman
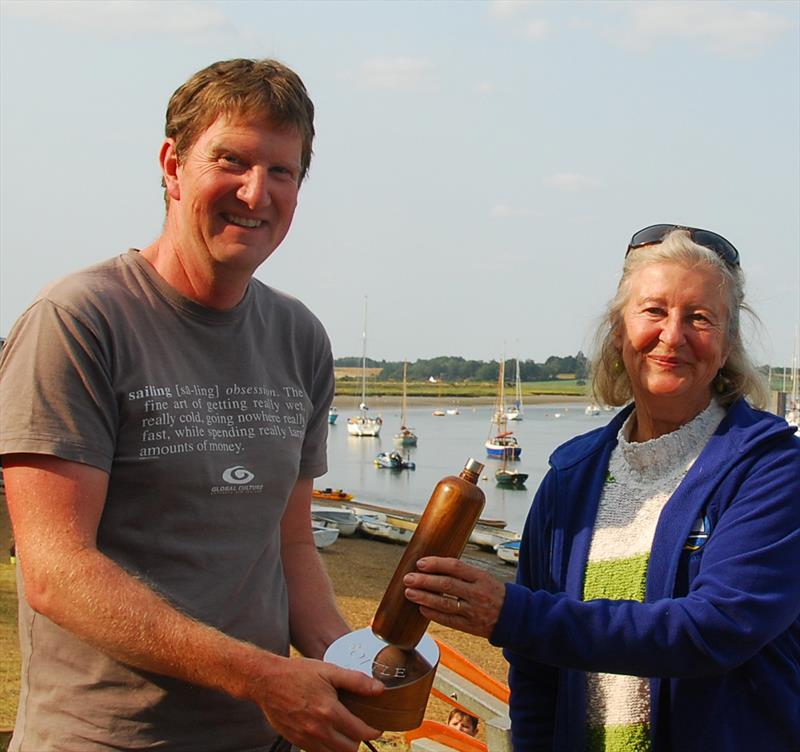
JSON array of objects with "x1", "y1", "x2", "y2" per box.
[
  {"x1": 615, "y1": 261, "x2": 731, "y2": 440},
  {"x1": 400, "y1": 225, "x2": 800, "y2": 752},
  {"x1": 594, "y1": 227, "x2": 769, "y2": 416}
]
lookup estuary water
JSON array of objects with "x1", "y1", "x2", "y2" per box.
[{"x1": 319, "y1": 401, "x2": 617, "y2": 534}]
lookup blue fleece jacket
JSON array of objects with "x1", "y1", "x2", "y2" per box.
[{"x1": 490, "y1": 400, "x2": 800, "y2": 751}]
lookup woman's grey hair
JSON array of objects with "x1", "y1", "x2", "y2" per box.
[{"x1": 590, "y1": 229, "x2": 769, "y2": 409}]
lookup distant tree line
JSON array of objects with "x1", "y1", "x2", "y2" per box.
[{"x1": 334, "y1": 352, "x2": 590, "y2": 382}]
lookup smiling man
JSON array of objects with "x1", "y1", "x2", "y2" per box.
[{"x1": 0, "y1": 59, "x2": 383, "y2": 752}]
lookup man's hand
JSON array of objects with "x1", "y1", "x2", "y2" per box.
[{"x1": 249, "y1": 655, "x2": 384, "y2": 752}]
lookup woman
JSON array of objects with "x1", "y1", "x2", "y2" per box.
[{"x1": 403, "y1": 225, "x2": 800, "y2": 751}]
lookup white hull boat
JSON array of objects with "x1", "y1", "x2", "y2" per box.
[
  {"x1": 496, "y1": 539, "x2": 520, "y2": 565},
  {"x1": 505, "y1": 358, "x2": 524, "y2": 420},
  {"x1": 311, "y1": 504, "x2": 360, "y2": 537},
  {"x1": 349, "y1": 298, "x2": 382, "y2": 436},
  {"x1": 312, "y1": 523, "x2": 339, "y2": 549},
  {"x1": 357, "y1": 514, "x2": 414, "y2": 544},
  {"x1": 469, "y1": 525, "x2": 521, "y2": 551},
  {"x1": 347, "y1": 414, "x2": 382, "y2": 436}
]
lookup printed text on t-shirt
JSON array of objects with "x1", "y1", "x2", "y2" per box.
[{"x1": 128, "y1": 382, "x2": 307, "y2": 458}]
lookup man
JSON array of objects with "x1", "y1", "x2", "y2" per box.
[{"x1": 0, "y1": 58, "x2": 383, "y2": 752}]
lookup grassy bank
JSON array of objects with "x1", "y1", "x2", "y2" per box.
[
  {"x1": 0, "y1": 561, "x2": 18, "y2": 739},
  {"x1": 335, "y1": 378, "x2": 589, "y2": 398}
]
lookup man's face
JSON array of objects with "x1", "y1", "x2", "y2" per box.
[{"x1": 165, "y1": 111, "x2": 302, "y2": 276}]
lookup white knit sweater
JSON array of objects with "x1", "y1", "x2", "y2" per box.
[{"x1": 583, "y1": 399, "x2": 726, "y2": 752}]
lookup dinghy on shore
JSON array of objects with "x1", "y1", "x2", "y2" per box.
[
  {"x1": 312, "y1": 523, "x2": 339, "y2": 549},
  {"x1": 311, "y1": 504, "x2": 360, "y2": 537}
]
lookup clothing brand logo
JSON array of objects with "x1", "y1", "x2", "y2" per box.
[
  {"x1": 222, "y1": 466, "x2": 255, "y2": 484},
  {"x1": 211, "y1": 465, "x2": 263, "y2": 496},
  {"x1": 684, "y1": 514, "x2": 711, "y2": 551}
]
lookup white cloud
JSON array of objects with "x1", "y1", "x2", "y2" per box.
[
  {"x1": 522, "y1": 18, "x2": 551, "y2": 40},
  {"x1": 357, "y1": 57, "x2": 435, "y2": 91},
  {"x1": 2, "y1": 0, "x2": 233, "y2": 37},
  {"x1": 544, "y1": 173, "x2": 603, "y2": 192},
  {"x1": 488, "y1": 0, "x2": 535, "y2": 19},
  {"x1": 615, "y1": 1, "x2": 791, "y2": 56},
  {"x1": 490, "y1": 203, "x2": 533, "y2": 218},
  {"x1": 488, "y1": 0, "x2": 552, "y2": 40}
]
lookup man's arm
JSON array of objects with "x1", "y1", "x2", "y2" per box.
[
  {"x1": 281, "y1": 477, "x2": 351, "y2": 659},
  {"x1": 4, "y1": 454, "x2": 383, "y2": 752}
]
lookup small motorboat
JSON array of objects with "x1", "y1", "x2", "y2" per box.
[
  {"x1": 312, "y1": 522, "x2": 339, "y2": 549},
  {"x1": 328, "y1": 407, "x2": 338, "y2": 424},
  {"x1": 495, "y1": 468, "x2": 529, "y2": 488},
  {"x1": 374, "y1": 450, "x2": 416, "y2": 470},
  {"x1": 496, "y1": 539, "x2": 520, "y2": 565}
]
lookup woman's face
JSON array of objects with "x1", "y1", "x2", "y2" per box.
[{"x1": 617, "y1": 261, "x2": 730, "y2": 417}]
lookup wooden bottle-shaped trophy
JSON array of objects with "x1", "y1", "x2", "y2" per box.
[{"x1": 324, "y1": 458, "x2": 485, "y2": 730}]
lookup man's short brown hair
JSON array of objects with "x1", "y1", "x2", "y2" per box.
[{"x1": 165, "y1": 58, "x2": 315, "y2": 183}]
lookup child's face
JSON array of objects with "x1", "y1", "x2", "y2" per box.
[{"x1": 448, "y1": 714, "x2": 476, "y2": 736}]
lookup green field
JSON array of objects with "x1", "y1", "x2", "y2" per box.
[
  {"x1": 335, "y1": 374, "x2": 797, "y2": 400},
  {"x1": 334, "y1": 378, "x2": 589, "y2": 398}
]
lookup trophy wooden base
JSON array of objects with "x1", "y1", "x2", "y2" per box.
[{"x1": 324, "y1": 627, "x2": 440, "y2": 731}]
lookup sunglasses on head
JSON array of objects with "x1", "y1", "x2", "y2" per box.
[{"x1": 626, "y1": 224, "x2": 740, "y2": 268}]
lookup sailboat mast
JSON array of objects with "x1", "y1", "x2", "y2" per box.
[
  {"x1": 497, "y1": 357, "x2": 506, "y2": 429},
  {"x1": 500, "y1": 359, "x2": 506, "y2": 412},
  {"x1": 401, "y1": 361, "x2": 408, "y2": 426},
  {"x1": 360, "y1": 296, "x2": 368, "y2": 408}
]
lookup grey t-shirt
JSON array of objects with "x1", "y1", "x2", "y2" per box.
[{"x1": 0, "y1": 250, "x2": 334, "y2": 751}]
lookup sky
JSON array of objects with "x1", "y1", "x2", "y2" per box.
[{"x1": 1, "y1": 0, "x2": 799, "y2": 368}]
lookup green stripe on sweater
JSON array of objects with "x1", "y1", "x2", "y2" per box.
[
  {"x1": 583, "y1": 553, "x2": 649, "y2": 602},
  {"x1": 587, "y1": 723, "x2": 651, "y2": 752}
]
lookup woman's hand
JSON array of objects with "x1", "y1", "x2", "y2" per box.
[{"x1": 403, "y1": 557, "x2": 506, "y2": 639}]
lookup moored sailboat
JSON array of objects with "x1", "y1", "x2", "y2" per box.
[
  {"x1": 347, "y1": 297, "x2": 382, "y2": 437},
  {"x1": 394, "y1": 361, "x2": 418, "y2": 446},
  {"x1": 485, "y1": 358, "x2": 522, "y2": 460},
  {"x1": 495, "y1": 451, "x2": 528, "y2": 487},
  {"x1": 505, "y1": 358, "x2": 524, "y2": 421}
]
